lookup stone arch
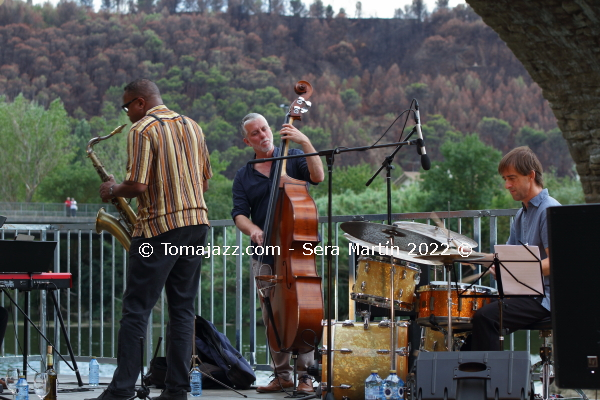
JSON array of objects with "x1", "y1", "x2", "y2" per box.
[{"x1": 466, "y1": 0, "x2": 600, "y2": 203}]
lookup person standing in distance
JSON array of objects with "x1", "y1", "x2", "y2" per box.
[
  {"x1": 231, "y1": 113, "x2": 324, "y2": 394},
  {"x1": 88, "y1": 79, "x2": 212, "y2": 400}
]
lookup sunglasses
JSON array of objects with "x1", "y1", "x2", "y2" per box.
[{"x1": 121, "y1": 97, "x2": 140, "y2": 112}]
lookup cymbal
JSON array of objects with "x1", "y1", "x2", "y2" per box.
[
  {"x1": 414, "y1": 248, "x2": 485, "y2": 264},
  {"x1": 392, "y1": 221, "x2": 478, "y2": 248},
  {"x1": 343, "y1": 233, "x2": 443, "y2": 266},
  {"x1": 340, "y1": 221, "x2": 443, "y2": 253}
]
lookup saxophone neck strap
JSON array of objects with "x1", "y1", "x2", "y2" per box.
[{"x1": 148, "y1": 113, "x2": 188, "y2": 126}]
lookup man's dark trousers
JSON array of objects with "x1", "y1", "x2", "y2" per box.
[
  {"x1": 471, "y1": 297, "x2": 550, "y2": 351},
  {"x1": 108, "y1": 224, "x2": 208, "y2": 396}
]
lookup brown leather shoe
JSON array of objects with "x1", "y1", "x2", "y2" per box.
[
  {"x1": 297, "y1": 375, "x2": 314, "y2": 394},
  {"x1": 256, "y1": 376, "x2": 294, "y2": 393}
]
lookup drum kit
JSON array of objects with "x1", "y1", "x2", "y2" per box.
[{"x1": 321, "y1": 220, "x2": 498, "y2": 399}]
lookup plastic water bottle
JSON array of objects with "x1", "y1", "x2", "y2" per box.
[
  {"x1": 190, "y1": 366, "x2": 202, "y2": 397},
  {"x1": 89, "y1": 357, "x2": 100, "y2": 387},
  {"x1": 383, "y1": 370, "x2": 404, "y2": 400},
  {"x1": 16, "y1": 375, "x2": 29, "y2": 400},
  {"x1": 365, "y1": 370, "x2": 382, "y2": 400}
]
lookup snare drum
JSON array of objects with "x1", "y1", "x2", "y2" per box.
[
  {"x1": 352, "y1": 255, "x2": 421, "y2": 311},
  {"x1": 416, "y1": 282, "x2": 497, "y2": 329},
  {"x1": 322, "y1": 320, "x2": 409, "y2": 400}
]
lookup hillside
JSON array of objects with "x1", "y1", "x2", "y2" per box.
[{"x1": 0, "y1": 1, "x2": 571, "y2": 191}]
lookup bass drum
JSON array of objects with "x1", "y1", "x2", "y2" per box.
[{"x1": 322, "y1": 320, "x2": 409, "y2": 400}]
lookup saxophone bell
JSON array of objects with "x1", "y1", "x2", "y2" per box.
[
  {"x1": 96, "y1": 208, "x2": 132, "y2": 251},
  {"x1": 87, "y1": 124, "x2": 135, "y2": 252}
]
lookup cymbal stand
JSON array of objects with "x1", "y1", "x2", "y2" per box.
[
  {"x1": 445, "y1": 263, "x2": 454, "y2": 351},
  {"x1": 388, "y1": 234, "x2": 397, "y2": 372}
]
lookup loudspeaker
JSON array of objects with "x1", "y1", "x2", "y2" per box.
[
  {"x1": 548, "y1": 203, "x2": 600, "y2": 389},
  {"x1": 414, "y1": 351, "x2": 531, "y2": 400}
]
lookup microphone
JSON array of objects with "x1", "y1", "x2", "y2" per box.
[{"x1": 413, "y1": 100, "x2": 431, "y2": 171}]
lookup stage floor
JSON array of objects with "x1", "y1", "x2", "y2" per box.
[
  {"x1": 3, "y1": 374, "x2": 595, "y2": 400},
  {"x1": 18, "y1": 375, "x2": 307, "y2": 400}
]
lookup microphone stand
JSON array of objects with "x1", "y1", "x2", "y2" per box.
[
  {"x1": 365, "y1": 127, "x2": 417, "y2": 225},
  {"x1": 250, "y1": 139, "x2": 413, "y2": 400}
]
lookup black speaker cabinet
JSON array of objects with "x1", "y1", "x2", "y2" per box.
[
  {"x1": 414, "y1": 351, "x2": 531, "y2": 400},
  {"x1": 548, "y1": 203, "x2": 600, "y2": 389}
]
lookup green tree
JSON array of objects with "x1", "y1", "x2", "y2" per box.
[
  {"x1": 311, "y1": 163, "x2": 388, "y2": 198},
  {"x1": 421, "y1": 134, "x2": 503, "y2": 211},
  {"x1": 516, "y1": 126, "x2": 546, "y2": 154},
  {"x1": 204, "y1": 150, "x2": 234, "y2": 220},
  {"x1": 0, "y1": 94, "x2": 74, "y2": 202},
  {"x1": 476, "y1": 117, "x2": 511, "y2": 151}
]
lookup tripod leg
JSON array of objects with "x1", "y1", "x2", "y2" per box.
[
  {"x1": 49, "y1": 290, "x2": 84, "y2": 387},
  {"x1": 125, "y1": 337, "x2": 152, "y2": 400}
]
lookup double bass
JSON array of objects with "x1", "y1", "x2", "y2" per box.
[{"x1": 255, "y1": 81, "x2": 324, "y2": 355}]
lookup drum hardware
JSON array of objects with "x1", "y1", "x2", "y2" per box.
[
  {"x1": 378, "y1": 319, "x2": 391, "y2": 327},
  {"x1": 396, "y1": 344, "x2": 410, "y2": 357},
  {"x1": 359, "y1": 311, "x2": 370, "y2": 330}
]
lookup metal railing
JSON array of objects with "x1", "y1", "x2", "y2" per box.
[
  {"x1": 0, "y1": 202, "x2": 119, "y2": 218},
  {"x1": 1, "y1": 209, "x2": 543, "y2": 375}
]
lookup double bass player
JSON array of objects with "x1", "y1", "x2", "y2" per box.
[{"x1": 231, "y1": 112, "x2": 324, "y2": 394}]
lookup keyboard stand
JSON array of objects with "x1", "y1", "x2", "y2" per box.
[{"x1": 1, "y1": 287, "x2": 84, "y2": 386}]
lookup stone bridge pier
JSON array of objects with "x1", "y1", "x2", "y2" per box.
[{"x1": 467, "y1": 0, "x2": 600, "y2": 203}]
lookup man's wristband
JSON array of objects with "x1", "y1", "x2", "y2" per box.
[{"x1": 109, "y1": 184, "x2": 116, "y2": 197}]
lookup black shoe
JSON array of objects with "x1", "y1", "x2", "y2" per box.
[
  {"x1": 153, "y1": 389, "x2": 188, "y2": 400},
  {"x1": 84, "y1": 389, "x2": 132, "y2": 400}
]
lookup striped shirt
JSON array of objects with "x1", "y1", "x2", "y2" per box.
[{"x1": 125, "y1": 105, "x2": 212, "y2": 238}]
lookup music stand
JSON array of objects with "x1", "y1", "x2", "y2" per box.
[{"x1": 458, "y1": 243, "x2": 545, "y2": 349}]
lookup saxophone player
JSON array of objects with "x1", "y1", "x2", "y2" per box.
[{"x1": 91, "y1": 79, "x2": 212, "y2": 400}]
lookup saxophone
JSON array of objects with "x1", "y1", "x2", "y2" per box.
[{"x1": 86, "y1": 124, "x2": 136, "y2": 251}]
